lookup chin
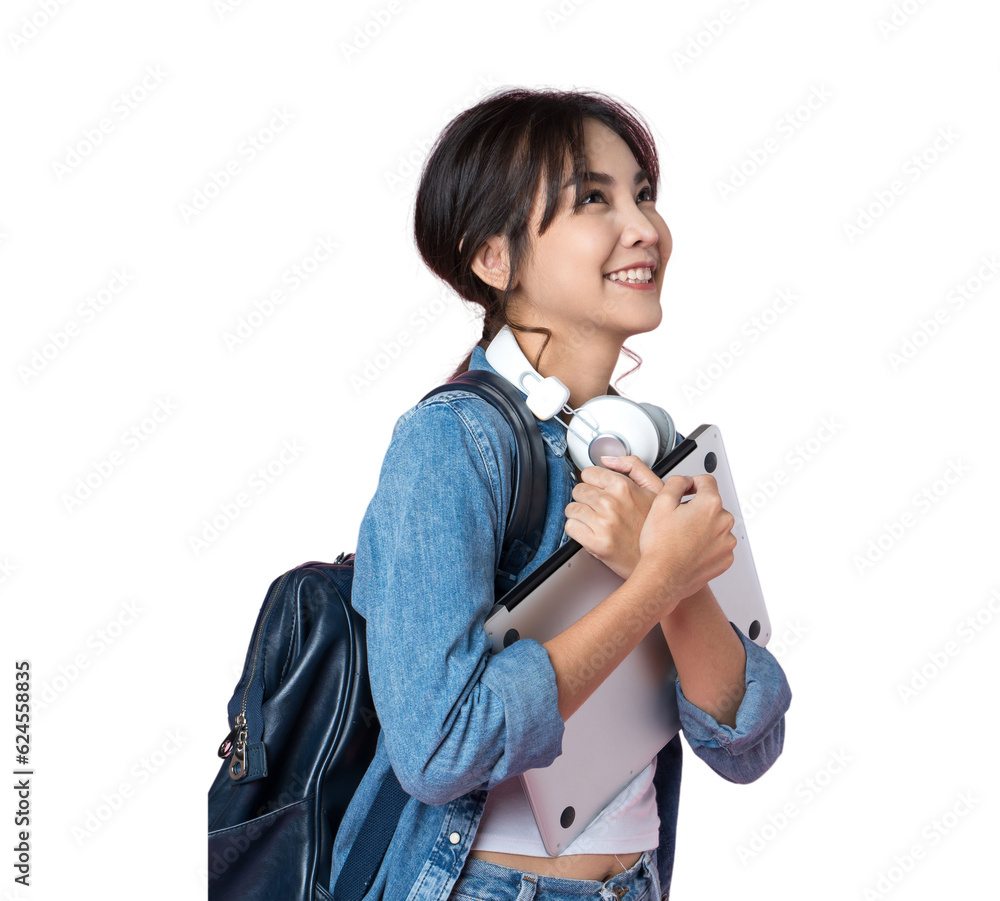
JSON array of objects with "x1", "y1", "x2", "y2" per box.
[{"x1": 623, "y1": 305, "x2": 664, "y2": 335}]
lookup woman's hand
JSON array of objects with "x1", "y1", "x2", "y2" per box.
[
  {"x1": 635, "y1": 472, "x2": 738, "y2": 605},
  {"x1": 562, "y1": 454, "x2": 665, "y2": 581}
]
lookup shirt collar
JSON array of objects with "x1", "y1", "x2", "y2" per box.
[{"x1": 468, "y1": 344, "x2": 568, "y2": 458}]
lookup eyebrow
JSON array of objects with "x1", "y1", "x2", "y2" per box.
[{"x1": 563, "y1": 169, "x2": 651, "y2": 190}]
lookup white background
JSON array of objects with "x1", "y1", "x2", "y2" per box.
[{"x1": 2, "y1": 0, "x2": 998, "y2": 898}]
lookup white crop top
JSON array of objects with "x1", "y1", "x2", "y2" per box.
[{"x1": 470, "y1": 758, "x2": 659, "y2": 855}]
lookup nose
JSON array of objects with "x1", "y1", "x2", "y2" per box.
[{"x1": 620, "y1": 203, "x2": 660, "y2": 249}]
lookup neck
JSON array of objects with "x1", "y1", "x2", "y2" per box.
[{"x1": 513, "y1": 331, "x2": 620, "y2": 411}]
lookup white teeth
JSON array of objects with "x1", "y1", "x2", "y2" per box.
[{"x1": 605, "y1": 267, "x2": 652, "y2": 283}]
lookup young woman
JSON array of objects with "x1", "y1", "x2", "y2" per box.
[{"x1": 330, "y1": 87, "x2": 792, "y2": 901}]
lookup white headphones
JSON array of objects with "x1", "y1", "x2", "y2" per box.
[{"x1": 484, "y1": 325, "x2": 676, "y2": 472}]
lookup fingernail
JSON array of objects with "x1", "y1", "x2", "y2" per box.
[{"x1": 601, "y1": 455, "x2": 619, "y2": 464}]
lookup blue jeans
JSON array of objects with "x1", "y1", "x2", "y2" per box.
[{"x1": 448, "y1": 850, "x2": 664, "y2": 901}]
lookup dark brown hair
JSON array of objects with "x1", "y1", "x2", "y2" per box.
[{"x1": 412, "y1": 86, "x2": 661, "y2": 388}]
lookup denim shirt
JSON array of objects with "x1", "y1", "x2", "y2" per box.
[{"x1": 329, "y1": 345, "x2": 792, "y2": 900}]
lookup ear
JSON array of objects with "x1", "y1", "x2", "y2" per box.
[{"x1": 467, "y1": 234, "x2": 514, "y2": 292}]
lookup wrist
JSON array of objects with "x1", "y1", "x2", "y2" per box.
[
  {"x1": 660, "y1": 583, "x2": 712, "y2": 624},
  {"x1": 628, "y1": 561, "x2": 684, "y2": 620}
]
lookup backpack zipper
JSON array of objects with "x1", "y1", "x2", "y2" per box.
[
  {"x1": 227, "y1": 570, "x2": 290, "y2": 780},
  {"x1": 221, "y1": 556, "x2": 356, "y2": 780}
]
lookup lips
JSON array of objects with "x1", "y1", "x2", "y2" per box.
[{"x1": 604, "y1": 267, "x2": 653, "y2": 284}]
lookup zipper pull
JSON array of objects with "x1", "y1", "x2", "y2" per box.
[
  {"x1": 229, "y1": 713, "x2": 249, "y2": 781},
  {"x1": 218, "y1": 723, "x2": 238, "y2": 759}
]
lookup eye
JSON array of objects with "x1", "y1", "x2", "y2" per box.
[{"x1": 579, "y1": 186, "x2": 656, "y2": 206}]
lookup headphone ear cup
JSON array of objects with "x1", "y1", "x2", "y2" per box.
[
  {"x1": 639, "y1": 403, "x2": 676, "y2": 464},
  {"x1": 566, "y1": 396, "x2": 665, "y2": 470}
]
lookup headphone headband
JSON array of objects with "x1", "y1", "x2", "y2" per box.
[
  {"x1": 483, "y1": 324, "x2": 676, "y2": 469},
  {"x1": 484, "y1": 325, "x2": 570, "y2": 420}
]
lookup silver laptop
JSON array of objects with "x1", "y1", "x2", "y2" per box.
[{"x1": 483, "y1": 424, "x2": 772, "y2": 856}]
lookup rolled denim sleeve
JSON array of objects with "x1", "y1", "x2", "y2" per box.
[
  {"x1": 676, "y1": 622, "x2": 792, "y2": 784},
  {"x1": 352, "y1": 398, "x2": 565, "y2": 806}
]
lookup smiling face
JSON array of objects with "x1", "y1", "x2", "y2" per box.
[{"x1": 506, "y1": 117, "x2": 672, "y2": 354}]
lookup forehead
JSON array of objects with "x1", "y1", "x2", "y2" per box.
[
  {"x1": 580, "y1": 118, "x2": 636, "y2": 168},
  {"x1": 527, "y1": 118, "x2": 647, "y2": 225},
  {"x1": 560, "y1": 119, "x2": 645, "y2": 193}
]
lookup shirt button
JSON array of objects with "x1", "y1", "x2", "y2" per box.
[{"x1": 449, "y1": 831, "x2": 461, "y2": 845}]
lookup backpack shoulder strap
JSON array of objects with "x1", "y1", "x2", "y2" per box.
[
  {"x1": 418, "y1": 368, "x2": 548, "y2": 598},
  {"x1": 332, "y1": 770, "x2": 410, "y2": 901}
]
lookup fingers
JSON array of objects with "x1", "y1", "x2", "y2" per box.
[
  {"x1": 562, "y1": 510, "x2": 597, "y2": 546},
  {"x1": 566, "y1": 481, "x2": 620, "y2": 511},
  {"x1": 659, "y1": 473, "x2": 697, "y2": 505},
  {"x1": 661, "y1": 472, "x2": 723, "y2": 503},
  {"x1": 592, "y1": 454, "x2": 664, "y2": 494},
  {"x1": 579, "y1": 461, "x2": 627, "y2": 489},
  {"x1": 583, "y1": 463, "x2": 730, "y2": 523},
  {"x1": 691, "y1": 473, "x2": 722, "y2": 496}
]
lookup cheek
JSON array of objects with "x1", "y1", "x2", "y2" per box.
[
  {"x1": 657, "y1": 221, "x2": 673, "y2": 257},
  {"x1": 572, "y1": 228, "x2": 617, "y2": 275},
  {"x1": 547, "y1": 239, "x2": 604, "y2": 288}
]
